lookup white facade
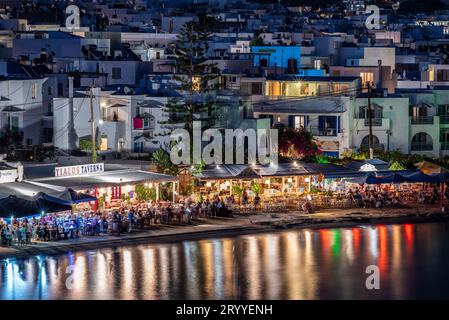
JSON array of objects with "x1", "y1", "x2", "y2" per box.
[
  {"x1": 53, "y1": 88, "x2": 173, "y2": 155},
  {"x1": 0, "y1": 78, "x2": 47, "y2": 146}
]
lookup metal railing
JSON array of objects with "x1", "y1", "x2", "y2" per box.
[
  {"x1": 308, "y1": 127, "x2": 341, "y2": 137},
  {"x1": 411, "y1": 116, "x2": 434, "y2": 125},
  {"x1": 440, "y1": 115, "x2": 449, "y2": 124},
  {"x1": 411, "y1": 142, "x2": 433, "y2": 151},
  {"x1": 364, "y1": 118, "x2": 383, "y2": 126}
]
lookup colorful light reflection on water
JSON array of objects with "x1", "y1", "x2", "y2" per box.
[{"x1": 1, "y1": 222, "x2": 449, "y2": 300}]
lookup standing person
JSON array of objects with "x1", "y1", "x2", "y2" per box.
[
  {"x1": 20, "y1": 225, "x2": 27, "y2": 246},
  {"x1": 116, "y1": 211, "x2": 122, "y2": 236},
  {"x1": 128, "y1": 209, "x2": 135, "y2": 233}
]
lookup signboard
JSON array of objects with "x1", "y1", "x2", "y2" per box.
[
  {"x1": 0, "y1": 169, "x2": 19, "y2": 183},
  {"x1": 55, "y1": 163, "x2": 105, "y2": 177}
]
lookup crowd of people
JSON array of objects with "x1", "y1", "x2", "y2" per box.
[
  {"x1": 345, "y1": 185, "x2": 445, "y2": 208},
  {"x1": 0, "y1": 195, "x2": 234, "y2": 247}
]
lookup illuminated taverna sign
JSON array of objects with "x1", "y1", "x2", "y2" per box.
[{"x1": 55, "y1": 163, "x2": 105, "y2": 177}]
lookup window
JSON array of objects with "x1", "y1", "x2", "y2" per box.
[
  {"x1": 100, "y1": 137, "x2": 108, "y2": 151},
  {"x1": 260, "y1": 58, "x2": 268, "y2": 67},
  {"x1": 31, "y1": 83, "x2": 37, "y2": 99},
  {"x1": 7, "y1": 116, "x2": 19, "y2": 132},
  {"x1": 156, "y1": 51, "x2": 160, "y2": 59},
  {"x1": 112, "y1": 68, "x2": 122, "y2": 80},
  {"x1": 251, "y1": 82, "x2": 262, "y2": 95},
  {"x1": 230, "y1": 76, "x2": 237, "y2": 83},
  {"x1": 360, "y1": 72, "x2": 374, "y2": 88},
  {"x1": 57, "y1": 83, "x2": 63, "y2": 96},
  {"x1": 437, "y1": 69, "x2": 449, "y2": 81},
  {"x1": 192, "y1": 76, "x2": 201, "y2": 91},
  {"x1": 48, "y1": 86, "x2": 52, "y2": 95},
  {"x1": 294, "y1": 116, "x2": 306, "y2": 129},
  {"x1": 439, "y1": 104, "x2": 449, "y2": 116},
  {"x1": 26, "y1": 138, "x2": 33, "y2": 146},
  {"x1": 47, "y1": 102, "x2": 52, "y2": 116}
]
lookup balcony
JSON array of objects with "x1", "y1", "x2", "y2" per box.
[
  {"x1": 308, "y1": 127, "x2": 341, "y2": 137},
  {"x1": 411, "y1": 116, "x2": 434, "y2": 125},
  {"x1": 411, "y1": 142, "x2": 433, "y2": 151},
  {"x1": 440, "y1": 115, "x2": 449, "y2": 124},
  {"x1": 364, "y1": 118, "x2": 383, "y2": 126}
]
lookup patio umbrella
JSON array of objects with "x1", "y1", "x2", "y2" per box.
[
  {"x1": 404, "y1": 171, "x2": 438, "y2": 183},
  {"x1": 0, "y1": 195, "x2": 72, "y2": 219}
]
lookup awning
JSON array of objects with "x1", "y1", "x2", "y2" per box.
[
  {"x1": 194, "y1": 165, "x2": 260, "y2": 180},
  {"x1": 1, "y1": 106, "x2": 25, "y2": 113},
  {"x1": 31, "y1": 169, "x2": 178, "y2": 189},
  {"x1": 0, "y1": 195, "x2": 72, "y2": 219},
  {"x1": 0, "y1": 181, "x2": 97, "y2": 205},
  {"x1": 415, "y1": 161, "x2": 447, "y2": 174},
  {"x1": 403, "y1": 171, "x2": 438, "y2": 183},
  {"x1": 255, "y1": 162, "x2": 359, "y2": 177}
]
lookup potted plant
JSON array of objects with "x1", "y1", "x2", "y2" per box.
[{"x1": 232, "y1": 185, "x2": 243, "y2": 204}]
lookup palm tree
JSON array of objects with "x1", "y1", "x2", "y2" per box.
[{"x1": 152, "y1": 148, "x2": 178, "y2": 174}]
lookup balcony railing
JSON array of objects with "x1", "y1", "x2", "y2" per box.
[
  {"x1": 440, "y1": 115, "x2": 449, "y2": 124},
  {"x1": 308, "y1": 127, "x2": 341, "y2": 137},
  {"x1": 441, "y1": 142, "x2": 449, "y2": 150},
  {"x1": 411, "y1": 142, "x2": 433, "y2": 151},
  {"x1": 364, "y1": 118, "x2": 383, "y2": 126},
  {"x1": 103, "y1": 116, "x2": 120, "y2": 122},
  {"x1": 411, "y1": 116, "x2": 434, "y2": 125}
]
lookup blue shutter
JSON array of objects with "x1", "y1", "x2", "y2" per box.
[
  {"x1": 318, "y1": 116, "x2": 325, "y2": 133},
  {"x1": 288, "y1": 116, "x2": 294, "y2": 128},
  {"x1": 336, "y1": 116, "x2": 341, "y2": 133}
]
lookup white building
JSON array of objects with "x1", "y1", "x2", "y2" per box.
[
  {"x1": 0, "y1": 77, "x2": 47, "y2": 146},
  {"x1": 53, "y1": 84, "x2": 175, "y2": 156}
]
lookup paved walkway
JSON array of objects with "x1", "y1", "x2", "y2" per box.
[{"x1": 1, "y1": 204, "x2": 448, "y2": 260}]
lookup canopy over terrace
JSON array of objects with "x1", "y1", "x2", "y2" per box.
[
  {"x1": 31, "y1": 169, "x2": 178, "y2": 189},
  {"x1": 192, "y1": 162, "x2": 364, "y2": 197},
  {"x1": 194, "y1": 165, "x2": 260, "y2": 180},
  {"x1": 0, "y1": 181, "x2": 96, "y2": 205},
  {"x1": 253, "y1": 162, "x2": 358, "y2": 177},
  {"x1": 31, "y1": 169, "x2": 179, "y2": 203},
  {"x1": 0, "y1": 195, "x2": 72, "y2": 219}
]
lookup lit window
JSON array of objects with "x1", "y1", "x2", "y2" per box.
[
  {"x1": 192, "y1": 76, "x2": 201, "y2": 91},
  {"x1": 100, "y1": 137, "x2": 108, "y2": 151},
  {"x1": 360, "y1": 72, "x2": 374, "y2": 86},
  {"x1": 32, "y1": 83, "x2": 37, "y2": 99}
]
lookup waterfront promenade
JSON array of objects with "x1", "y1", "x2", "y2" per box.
[{"x1": 1, "y1": 204, "x2": 448, "y2": 260}]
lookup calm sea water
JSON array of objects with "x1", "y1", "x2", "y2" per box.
[{"x1": 1, "y1": 222, "x2": 449, "y2": 300}]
